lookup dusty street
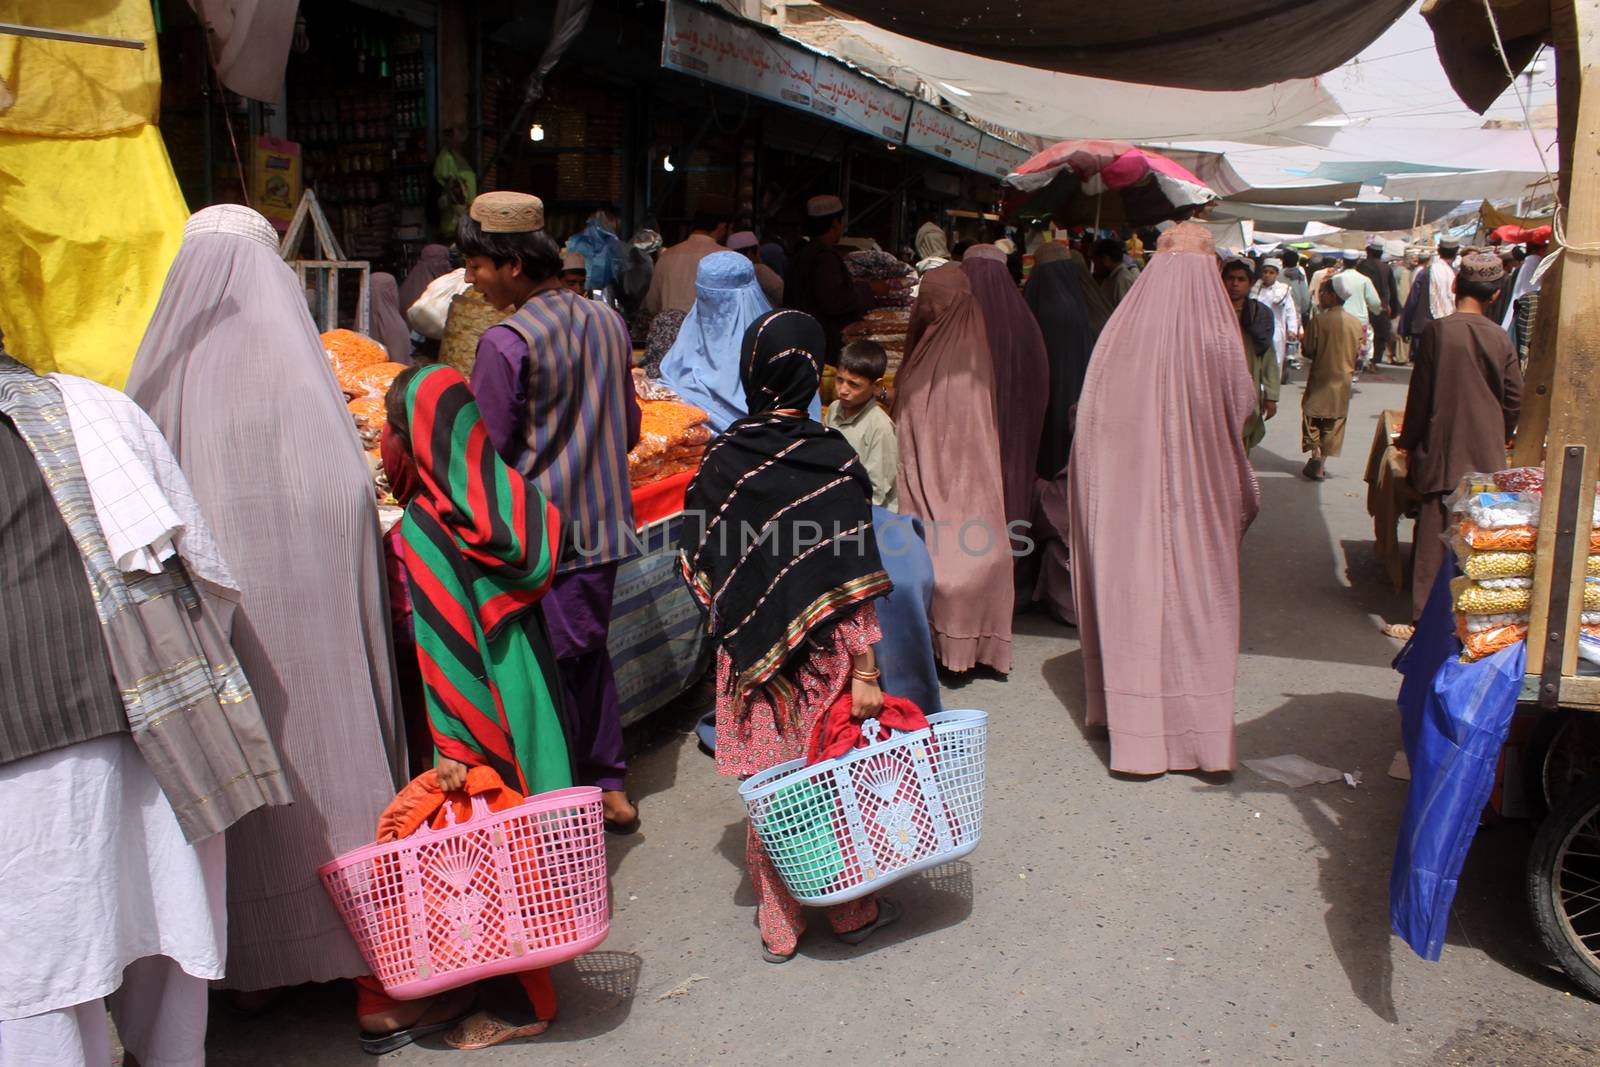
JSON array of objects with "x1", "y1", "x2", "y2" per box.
[{"x1": 208, "y1": 365, "x2": 1598, "y2": 1066}]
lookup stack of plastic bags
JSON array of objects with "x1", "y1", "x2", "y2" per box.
[
  {"x1": 1447, "y1": 466, "x2": 1600, "y2": 661},
  {"x1": 322, "y1": 330, "x2": 409, "y2": 459},
  {"x1": 627, "y1": 372, "x2": 711, "y2": 487}
]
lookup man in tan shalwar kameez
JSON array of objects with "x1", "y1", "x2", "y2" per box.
[{"x1": 1300, "y1": 275, "x2": 1364, "y2": 480}]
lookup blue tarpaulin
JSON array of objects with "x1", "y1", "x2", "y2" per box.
[{"x1": 1390, "y1": 563, "x2": 1525, "y2": 960}]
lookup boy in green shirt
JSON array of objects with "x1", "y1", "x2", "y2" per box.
[{"x1": 822, "y1": 340, "x2": 899, "y2": 511}]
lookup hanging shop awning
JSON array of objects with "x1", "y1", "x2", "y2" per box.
[
  {"x1": 787, "y1": 18, "x2": 1341, "y2": 144},
  {"x1": 804, "y1": 0, "x2": 1413, "y2": 91},
  {"x1": 1422, "y1": 0, "x2": 1550, "y2": 113},
  {"x1": 659, "y1": 0, "x2": 1030, "y2": 178}
]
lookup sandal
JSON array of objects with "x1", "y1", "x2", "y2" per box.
[
  {"x1": 444, "y1": 1011, "x2": 551, "y2": 1051},
  {"x1": 762, "y1": 944, "x2": 796, "y2": 964},
  {"x1": 359, "y1": 990, "x2": 476, "y2": 1056},
  {"x1": 837, "y1": 898, "x2": 903, "y2": 946},
  {"x1": 603, "y1": 791, "x2": 641, "y2": 836},
  {"x1": 1381, "y1": 622, "x2": 1416, "y2": 641}
]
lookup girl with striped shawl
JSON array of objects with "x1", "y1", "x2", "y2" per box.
[
  {"x1": 380, "y1": 364, "x2": 571, "y2": 1050},
  {"x1": 681, "y1": 310, "x2": 904, "y2": 962}
]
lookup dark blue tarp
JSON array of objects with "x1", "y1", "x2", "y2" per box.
[{"x1": 1390, "y1": 564, "x2": 1525, "y2": 960}]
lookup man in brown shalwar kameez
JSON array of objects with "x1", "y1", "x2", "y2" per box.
[
  {"x1": 1300, "y1": 276, "x2": 1364, "y2": 480},
  {"x1": 1393, "y1": 253, "x2": 1523, "y2": 631}
]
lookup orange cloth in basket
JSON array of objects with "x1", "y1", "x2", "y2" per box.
[{"x1": 375, "y1": 766, "x2": 524, "y2": 842}]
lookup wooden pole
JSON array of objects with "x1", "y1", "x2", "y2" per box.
[{"x1": 1524, "y1": 0, "x2": 1600, "y2": 694}]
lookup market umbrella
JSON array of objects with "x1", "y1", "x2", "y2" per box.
[{"x1": 1002, "y1": 140, "x2": 1217, "y2": 229}]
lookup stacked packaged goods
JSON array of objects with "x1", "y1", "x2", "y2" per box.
[
  {"x1": 322, "y1": 329, "x2": 407, "y2": 462},
  {"x1": 1447, "y1": 467, "x2": 1600, "y2": 661},
  {"x1": 846, "y1": 250, "x2": 916, "y2": 309},
  {"x1": 627, "y1": 371, "x2": 711, "y2": 487}
]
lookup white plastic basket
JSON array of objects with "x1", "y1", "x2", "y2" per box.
[{"x1": 738, "y1": 708, "x2": 988, "y2": 906}]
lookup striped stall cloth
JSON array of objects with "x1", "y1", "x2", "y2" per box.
[{"x1": 608, "y1": 472, "x2": 710, "y2": 725}]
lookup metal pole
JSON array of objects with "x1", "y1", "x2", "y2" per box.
[
  {"x1": 0, "y1": 22, "x2": 145, "y2": 49},
  {"x1": 1093, "y1": 191, "x2": 1102, "y2": 233}
]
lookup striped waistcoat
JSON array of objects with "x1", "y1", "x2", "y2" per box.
[{"x1": 500, "y1": 289, "x2": 636, "y2": 572}]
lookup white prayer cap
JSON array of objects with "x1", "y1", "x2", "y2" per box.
[{"x1": 806, "y1": 195, "x2": 844, "y2": 217}]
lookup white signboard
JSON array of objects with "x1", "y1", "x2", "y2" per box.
[
  {"x1": 812, "y1": 62, "x2": 910, "y2": 143},
  {"x1": 905, "y1": 101, "x2": 981, "y2": 171},
  {"x1": 977, "y1": 134, "x2": 1030, "y2": 180},
  {"x1": 662, "y1": 0, "x2": 816, "y2": 109}
]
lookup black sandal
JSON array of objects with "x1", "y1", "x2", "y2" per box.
[{"x1": 837, "y1": 898, "x2": 903, "y2": 946}]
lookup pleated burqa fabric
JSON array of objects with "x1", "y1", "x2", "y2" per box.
[
  {"x1": 1068, "y1": 223, "x2": 1260, "y2": 775},
  {"x1": 126, "y1": 205, "x2": 405, "y2": 990},
  {"x1": 961, "y1": 245, "x2": 1049, "y2": 529},
  {"x1": 892, "y1": 264, "x2": 1014, "y2": 674},
  {"x1": 1024, "y1": 246, "x2": 1099, "y2": 479}
]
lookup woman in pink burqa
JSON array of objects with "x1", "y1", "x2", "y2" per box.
[{"x1": 1068, "y1": 222, "x2": 1261, "y2": 775}]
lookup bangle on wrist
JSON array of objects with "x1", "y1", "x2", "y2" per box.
[{"x1": 852, "y1": 667, "x2": 880, "y2": 682}]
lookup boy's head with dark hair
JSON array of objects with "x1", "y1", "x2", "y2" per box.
[
  {"x1": 839, "y1": 340, "x2": 887, "y2": 383},
  {"x1": 1280, "y1": 248, "x2": 1299, "y2": 268},
  {"x1": 834, "y1": 340, "x2": 887, "y2": 416},
  {"x1": 456, "y1": 192, "x2": 562, "y2": 310}
]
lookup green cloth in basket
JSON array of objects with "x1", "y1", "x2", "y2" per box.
[{"x1": 764, "y1": 778, "x2": 845, "y2": 888}]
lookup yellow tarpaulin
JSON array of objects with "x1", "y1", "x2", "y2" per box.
[
  {"x1": 1480, "y1": 202, "x2": 1554, "y2": 233},
  {"x1": 0, "y1": 0, "x2": 189, "y2": 388}
]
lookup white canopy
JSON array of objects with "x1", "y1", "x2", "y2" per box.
[
  {"x1": 1381, "y1": 170, "x2": 1555, "y2": 202},
  {"x1": 780, "y1": 19, "x2": 1341, "y2": 143},
  {"x1": 1156, "y1": 127, "x2": 1557, "y2": 189}
]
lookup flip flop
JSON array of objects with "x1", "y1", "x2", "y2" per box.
[
  {"x1": 1381, "y1": 622, "x2": 1416, "y2": 641},
  {"x1": 762, "y1": 944, "x2": 796, "y2": 964},
  {"x1": 605, "y1": 798, "x2": 641, "y2": 836},
  {"x1": 837, "y1": 898, "x2": 903, "y2": 946},
  {"x1": 358, "y1": 987, "x2": 475, "y2": 1056},
  {"x1": 444, "y1": 1011, "x2": 551, "y2": 1051}
]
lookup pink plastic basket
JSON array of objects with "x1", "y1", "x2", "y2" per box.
[{"x1": 320, "y1": 785, "x2": 609, "y2": 1000}]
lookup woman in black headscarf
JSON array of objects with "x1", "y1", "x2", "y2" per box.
[{"x1": 681, "y1": 309, "x2": 902, "y2": 963}]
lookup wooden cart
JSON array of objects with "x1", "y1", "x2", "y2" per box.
[{"x1": 1491, "y1": 0, "x2": 1600, "y2": 1000}]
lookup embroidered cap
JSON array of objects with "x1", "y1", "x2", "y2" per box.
[
  {"x1": 469, "y1": 191, "x2": 545, "y2": 233},
  {"x1": 1458, "y1": 252, "x2": 1506, "y2": 283},
  {"x1": 561, "y1": 250, "x2": 586, "y2": 272}
]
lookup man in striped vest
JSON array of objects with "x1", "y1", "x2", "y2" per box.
[{"x1": 460, "y1": 191, "x2": 643, "y2": 831}]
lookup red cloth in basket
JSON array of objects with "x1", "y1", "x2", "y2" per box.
[{"x1": 806, "y1": 694, "x2": 930, "y2": 764}]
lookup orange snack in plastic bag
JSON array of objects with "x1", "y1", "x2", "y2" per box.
[
  {"x1": 323, "y1": 329, "x2": 390, "y2": 378},
  {"x1": 348, "y1": 395, "x2": 385, "y2": 449},
  {"x1": 341, "y1": 360, "x2": 408, "y2": 401},
  {"x1": 1457, "y1": 620, "x2": 1527, "y2": 661}
]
